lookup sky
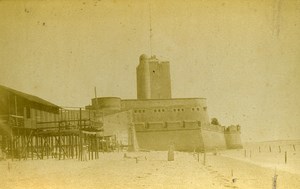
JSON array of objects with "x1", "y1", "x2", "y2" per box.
[{"x1": 0, "y1": 0, "x2": 300, "y2": 142}]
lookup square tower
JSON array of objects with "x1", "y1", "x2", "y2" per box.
[{"x1": 137, "y1": 54, "x2": 172, "y2": 99}]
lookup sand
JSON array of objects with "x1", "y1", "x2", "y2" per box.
[{"x1": 0, "y1": 142, "x2": 299, "y2": 189}]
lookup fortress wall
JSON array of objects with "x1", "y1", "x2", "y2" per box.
[
  {"x1": 134, "y1": 121, "x2": 203, "y2": 151},
  {"x1": 166, "y1": 121, "x2": 182, "y2": 128},
  {"x1": 122, "y1": 98, "x2": 207, "y2": 108},
  {"x1": 121, "y1": 98, "x2": 210, "y2": 124},
  {"x1": 102, "y1": 110, "x2": 133, "y2": 145},
  {"x1": 135, "y1": 127, "x2": 204, "y2": 151},
  {"x1": 201, "y1": 125, "x2": 227, "y2": 150}
]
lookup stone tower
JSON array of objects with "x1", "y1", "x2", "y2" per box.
[{"x1": 136, "y1": 54, "x2": 172, "y2": 99}]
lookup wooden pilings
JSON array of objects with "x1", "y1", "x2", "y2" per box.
[{"x1": 4, "y1": 127, "x2": 113, "y2": 161}]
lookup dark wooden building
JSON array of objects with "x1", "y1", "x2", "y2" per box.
[{"x1": 0, "y1": 85, "x2": 59, "y2": 133}]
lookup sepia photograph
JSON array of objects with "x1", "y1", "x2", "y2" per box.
[{"x1": 0, "y1": 0, "x2": 299, "y2": 188}]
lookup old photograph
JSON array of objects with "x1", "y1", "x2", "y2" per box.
[{"x1": 0, "y1": 0, "x2": 299, "y2": 188}]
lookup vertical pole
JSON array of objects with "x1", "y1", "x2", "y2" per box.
[
  {"x1": 62, "y1": 135, "x2": 64, "y2": 159},
  {"x1": 14, "y1": 95, "x2": 18, "y2": 116},
  {"x1": 31, "y1": 134, "x2": 33, "y2": 160},
  {"x1": 41, "y1": 136, "x2": 44, "y2": 160},
  {"x1": 10, "y1": 131, "x2": 14, "y2": 161},
  {"x1": 203, "y1": 151, "x2": 206, "y2": 165},
  {"x1": 272, "y1": 171, "x2": 277, "y2": 189},
  {"x1": 75, "y1": 135, "x2": 78, "y2": 159},
  {"x1": 79, "y1": 108, "x2": 82, "y2": 161},
  {"x1": 59, "y1": 122, "x2": 61, "y2": 160},
  {"x1": 285, "y1": 151, "x2": 287, "y2": 164}
]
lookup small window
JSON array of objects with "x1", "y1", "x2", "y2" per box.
[
  {"x1": 158, "y1": 109, "x2": 161, "y2": 112},
  {"x1": 174, "y1": 109, "x2": 176, "y2": 112},
  {"x1": 181, "y1": 109, "x2": 184, "y2": 111},
  {"x1": 162, "y1": 109, "x2": 164, "y2": 112},
  {"x1": 177, "y1": 109, "x2": 180, "y2": 112},
  {"x1": 142, "y1": 110, "x2": 145, "y2": 113},
  {"x1": 197, "y1": 108, "x2": 200, "y2": 111},
  {"x1": 139, "y1": 110, "x2": 142, "y2": 113},
  {"x1": 192, "y1": 108, "x2": 194, "y2": 111},
  {"x1": 203, "y1": 107, "x2": 207, "y2": 111},
  {"x1": 145, "y1": 124, "x2": 149, "y2": 129},
  {"x1": 134, "y1": 110, "x2": 137, "y2": 113},
  {"x1": 154, "y1": 109, "x2": 157, "y2": 112}
]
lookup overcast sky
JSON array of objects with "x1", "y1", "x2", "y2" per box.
[{"x1": 1, "y1": 0, "x2": 299, "y2": 142}]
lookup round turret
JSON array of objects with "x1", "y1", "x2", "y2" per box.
[{"x1": 92, "y1": 97, "x2": 121, "y2": 111}]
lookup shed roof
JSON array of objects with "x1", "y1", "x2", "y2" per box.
[{"x1": 0, "y1": 85, "x2": 59, "y2": 108}]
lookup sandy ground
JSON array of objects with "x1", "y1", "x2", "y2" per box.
[{"x1": 0, "y1": 143, "x2": 299, "y2": 189}]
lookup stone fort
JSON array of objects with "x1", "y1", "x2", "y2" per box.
[{"x1": 88, "y1": 54, "x2": 242, "y2": 151}]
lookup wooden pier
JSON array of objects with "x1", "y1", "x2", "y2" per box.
[{"x1": 1, "y1": 115, "x2": 116, "y2": 161}]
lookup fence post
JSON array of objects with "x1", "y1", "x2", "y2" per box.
[
  {"x1": 168, "y1": 144, "x2": 174, "y2": 161},
  {"x1": 285, "y1": 151, "x2": 287, "y2": 164}
]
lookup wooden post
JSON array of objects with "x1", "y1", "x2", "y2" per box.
[
  {"x1": 285, "y1": 151, "x2": 287, "y2": 164},
  {"x1": 11, "y1": 134, "x2": 14, "y2": 161},
  {"x1": 293, "y1": 144, "x2": 296, "y2": 151},
  {"x1": 197, "y1": 152, "x2": 199, "y2": 162},
  {"x1": 259, "y1": 146, "x2": 261, "y2": 153},
  {"x1": 95, "y1": 136, "x2": 99, "y2": 159},
  {"x1": 31, "y1": 134, "x2": 34, "y2": 160},
  {"x1": 58, "y1": 122, "x2": 61, "y2": 160},
  {"x1": 18, "y1": 128, "x2": 21, "y2": 161},
  {"x1": 35, "y1": 135, "x2": 39, "y2": 159},
  {"x1": 203, "y1": 151, "x2": 206, "y2": 165},
  {"x1": 278, "y1": 146, "x2": 281, "y2": 153},
  {"x1": 168, "y1": 144, "x2": 174, "y2": 161},
  {"x1": 272, "y1": 172, "x2": 277, "y2": 189},
  {"x1": 269, "y1": 146, "x2": 272, "y2": 152}
]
